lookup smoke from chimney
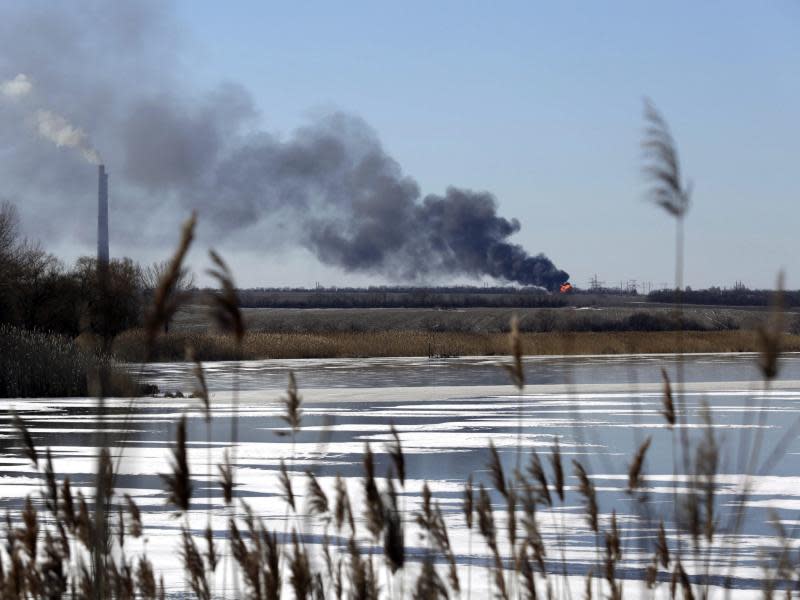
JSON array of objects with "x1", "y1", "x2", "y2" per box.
[
  {"x1": 0, "y1": 73, "x2": 102, "y2": 165},
  {"x1": 97, "y1": 165, "x2": 109, "y2": 264},
  {"x1": 0, "y1": 2, "x2": 568, "y2": 289}
]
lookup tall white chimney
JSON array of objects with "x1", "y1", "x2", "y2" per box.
[{"x1": 97, "y1": 164, "x2": 109, "y2": 264}]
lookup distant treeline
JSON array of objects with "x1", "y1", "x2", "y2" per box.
[
  {"x1": 647, "y1": 287, "x2": 800, "y2": 307},
  {"x1": 229, "y1": 287, "x2": 567, "y2": 309},
  {"x1": 0, "y1": 201, "x2": 188, "y2": 340}
]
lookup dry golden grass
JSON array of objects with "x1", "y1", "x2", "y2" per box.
[{"x1": 111, "y1": 328, "x2": 800, "y2": 362}]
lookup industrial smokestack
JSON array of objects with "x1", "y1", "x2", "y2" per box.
[{"x1": 97, "y1": 164, "x2": 109, "y2": 264}]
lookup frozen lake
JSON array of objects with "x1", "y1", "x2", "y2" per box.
[{"x1": 3, "y1": 352, "x2": 800, "y2": 597}]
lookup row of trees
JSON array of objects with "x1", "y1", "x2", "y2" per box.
[
  {"x1": 647, "y1": 286, "x2": 800, "y2": 307},
  {"x1": 235, "y1": 288, "x2": 566, "y2": 309},
  {"x1": 0, "y1": 201, "x2": 194, "y2": 340}
]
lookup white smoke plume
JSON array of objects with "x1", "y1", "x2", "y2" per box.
[
  {"x1": 0, "y1": 73, "x2": 32, "y2": 98},
  {"x1": 0, "y1": 72, "x2": 101, "y2": 165},
  {"x1": 35, "y1": 109, "x2": 101, "y2": 165}
]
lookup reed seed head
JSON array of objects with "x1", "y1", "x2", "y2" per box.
[
  {"x1": 642, "y1": 98, "x2": 691, "y2": 219},
  {"x1": 160, "y1": 414, "x2": 191, "y2": 514},
  {"x1": 206, "y1": 250, "x2": 245, "y2": 344},
  {"x1": 573, "y1": 460, "x2": 599, "y2": 533},
  {"x1": 145, "y1": 212, "x2": 196, "y2": 346},
  {"x1": 660, "y1": 368, "x2": 676, "y2": 427},
  {"x1": 627, "y1": 436, "x2": 652, "y2": 495}
]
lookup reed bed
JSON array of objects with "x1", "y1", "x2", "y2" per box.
[
  {"x1": 111, "y1": 328, "x2": 800, "y2": 362},
  {"x1": 0, "y1": 325, "x2": 141, "y2": 397}
]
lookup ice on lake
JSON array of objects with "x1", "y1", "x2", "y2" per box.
[{"x1": 2, "y1": 352, "x2": 800, "y2": 597}]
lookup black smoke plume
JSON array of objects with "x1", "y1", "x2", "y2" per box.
[{"x1": 0, "y1": 2, "x2": 568, "y2": 289}]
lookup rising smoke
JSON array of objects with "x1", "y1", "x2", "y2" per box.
[
  {"x1": 0, "y1": 2, "x2": 568, "y2": 288},
  {"x1": 1, "y1": 74, "x2": 101, "y2": 164}
]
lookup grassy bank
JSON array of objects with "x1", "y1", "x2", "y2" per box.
[{"x1": 112, "y1": 328, "x2": 800, "y2": 361}]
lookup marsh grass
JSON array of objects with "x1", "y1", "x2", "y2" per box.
[
  {"x1": 0, "y1": 325, "x2": 143, "y2": 398},
  {"x1": 111, "y1": 327, "x2": 800, "y2": 362}
]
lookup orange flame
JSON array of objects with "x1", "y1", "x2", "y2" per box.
[{"x1": 559, "y1": 283, "x2": 573, "y2": 293}]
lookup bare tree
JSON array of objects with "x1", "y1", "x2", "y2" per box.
[
  {"x1": 141, "y1": 260, "x2": 196, "y2": 333},
  {"x1": 0, "y1": 201, "x2": 20, "y2": 260}
]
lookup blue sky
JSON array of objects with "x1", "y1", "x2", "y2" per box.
[{"x1": 166, "y1": 1, "x2": 800, "y2": 289}]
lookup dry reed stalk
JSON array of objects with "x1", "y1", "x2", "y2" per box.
[
  {"x1": 695, "y1": 406, "x2": 718, "y2": 543},
  {"x1": 136, "y1": 556, "x2": 157, "y2": 599},
  {"x1": 642, "y1": 99, "x2": 691, "y2": 219},
  {"x1": 645, "y1": 557, "x2": 658, "y2": 589},
  {"x1": 279, "y1": 458, "x2": 296, "y2": 512},
  {"x1": 42, "y1": 447, "x2": 57, "y2": 517},
  {"x1": 334, "y1": 474, "x2": 355, "y2": 535},
  {"x1": 306, "y1": 471, "x2": 330, "y2": 518},
  {"x1": 75, "y1": 491, "x2": 92, "y2": 548},
  {"x1": 681, "y1": 489, "x2": 702, "y2": 548},
  {"x1": 362, "y1": 443, "x2": 384, "y2": 541},
  {"x1": 758, "y1": 273, "x2": 784, "y2": 381},
  {"x1": 187, "y1": 346, "x2": 211, "y2": 422},
  {"x1": 109, "y1": 554, "x2": 134, "y2": 599},
  {"x1": 123, "y1": 494, "x2": 142, "y2": 539},
  {"x1": 278, "y1": 371, "x2": 303, "y2": 433},
  {"x1": 463, "y1": 475, "x2": 474, "y2": 530},
  {"x1": 206, "y1": 250, "x2": 244, "y2": 344},
  {"x1": 60, "y1": 477, "x2": 76, "y2": 532},
  {"x1": 217, "y1": 449, "x2": 234, "y2": 506},
  {"x1": 161, "y1": 415, "x2": 191, "y2": 514},
  {"x1": 548, "y1": 438, "x2": 564, "y2": 502},
  {"x1": 518, "y1": 545, "x2": 537, "y2": 600},
  {"x1": 604, "y1": 510, "x2": 622, "y2": 599},
  {"x1": 289, "y1": 530, "x2": 313, "y2": 600},
  {"x1": 18, "y1": 496, "x2": 38, "y2": 561},
  {"x1": 260, "y1": 527, "x2": 280, "y2": 600},
  {"x1": 505, "y1": 484, "x2": 517, "y2": 569},
  {"x1": 519, "y1": 480, "x2": 546, "y2": 573},
  {"x1": 527, "y1": 450, "x2": 551, "y2": 507},
  {"x1": 488, "y1": 440, "x2": 508, "y2": 499},
  {"x1": 203, "y1": 524, "x2": 217, "y2": 573},
  {"x1": 504, "y1": 314, "x2": 525, "y2": 390},
  {"x1": 41, "y1": 530, "x2": 67, "y2": 598},
  {"x1": 476, "y1": 483, "x2": 497, "y2": 553},
  {"x1": 660, "y1": 368, "x2": 676, "y2": 427},
  {"x1": 676, "y1": 560, "x2": 695, "y2": 600},
  {"x1": 584, "y1": 567, "x2": 593, "y2": 600},
  {"x1": 144, "y1": 212, "x2": 196, "y2": 347},
  {"x1": 386, "y1": 423, "x2": 405, "y2": 487},
  {"x1": 412, "y1": 554, "x2": 448, "y2": 600},
  {"x1": 228, "y1": 519, "x2": 259, "y2": 598},
  {"x1": 11, "y1": 411, "x2": 38, "y2": 468},
  {"x1": 181, "y1": 526, "x2": 210, "y2": 600},
  {"x1": 347, "y1": 537, "x2": 378, "y2": 600},
  {"x1": 116, "y1": 505, "x2": 125, "y2": 549},
  {"x1": 416, "y1": 483, "x2": 459, "y2": 593},
  {"x1": 572, "y1": 460, "x2": 598, "y2": 534},
  {"x1": 382, "y1": 475, "x2": 405, "y2": 574},
  {"x1": 627, "y1": 436, "x2": 652, "y2": 495},
  {"x1": 656, "y1": 520, "x2": 670, "y2": 568},
  {"x1": 475, "y1": 483, "x2": 509, "y2": 599}
]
